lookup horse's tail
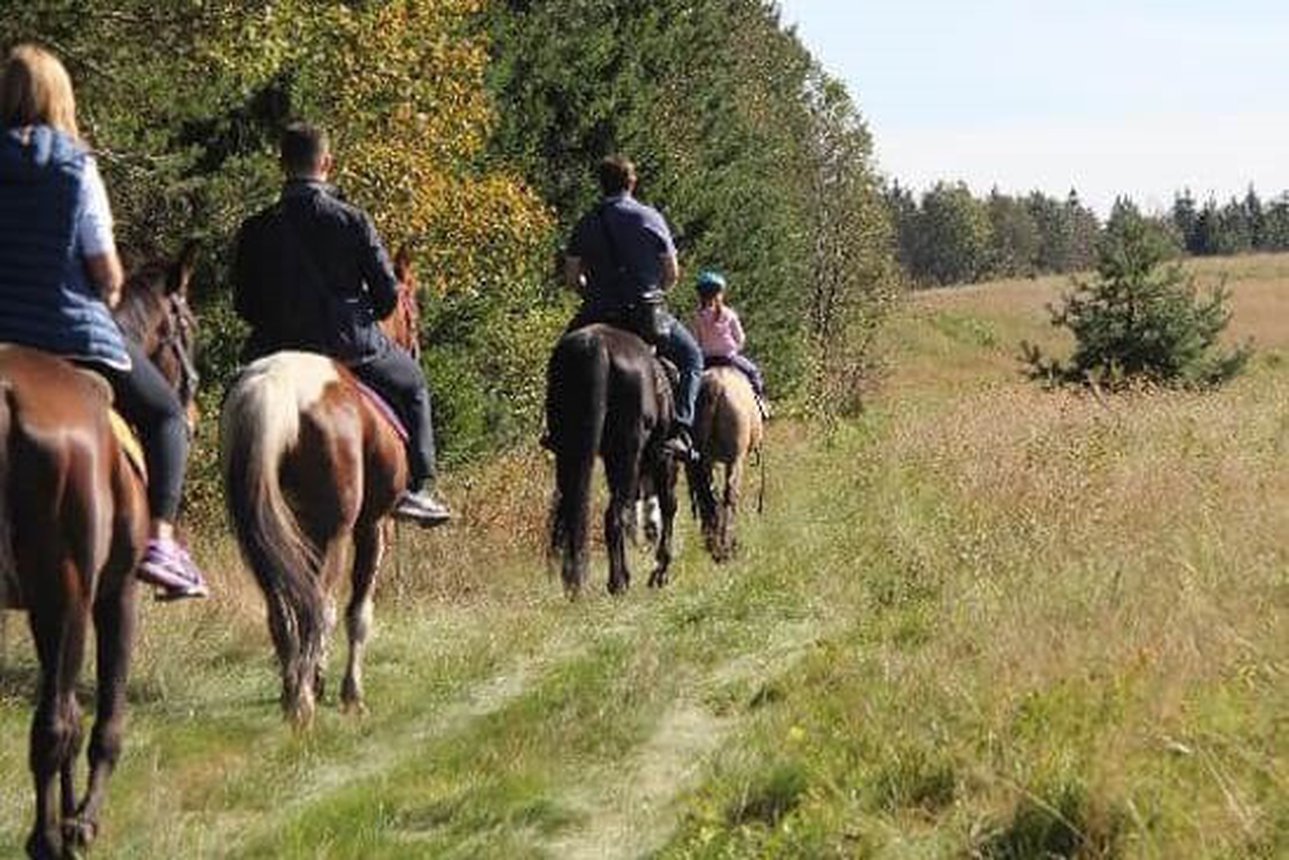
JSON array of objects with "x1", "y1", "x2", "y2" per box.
[
  {"x1": 221, "y1": 358, "x2": 327, "y2": 718},
  {"x1": 688, "y1": 379, "x2": 721, "y2": 536},
  {"x1": 546, "y1": 330, "x2": 609, "y2": 595}
]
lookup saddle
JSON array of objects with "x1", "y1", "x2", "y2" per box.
[
  {"x1": 350, "y1": 378, "x2": 409, "y2": 443},
  {"x1": 74, "y1": 367, "x2": 148, "y2": 481}
]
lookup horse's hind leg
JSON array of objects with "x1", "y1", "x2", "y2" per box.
[
  {"x1": 313, "y1": 535, "x2": 347, "y2": 705},
  {"x1": 720, "y1": 456, "x2": 745, "y2": 561},
  {"x1": 603, "y1": 451, "x2": 640, "y2": 595},
  {"x1": 68, "y1": 548, "x2": 139, "y2": 852},
  {"x1": 25, "y1": 562, "x2": 89, "y2": 860},
  {"x1": 341, "y1": 520, "x2": 383, "y2": 714},
  {"x1": 648, "y1": 458, "x2": 679, "y2": 589}
]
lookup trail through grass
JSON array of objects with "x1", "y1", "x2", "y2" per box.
[{"x1": 3, "y1": 255, "x2": 1289, "y2": 857}]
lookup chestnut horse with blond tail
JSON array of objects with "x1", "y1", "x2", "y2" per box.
[
  {"x1": 687, "y1": 365, "x2": 764, "y2": 562},
  {"x1": 0, "y1": 248, "x2": 200, "y2": 859},
  {"x1": 220, "y1": 251, "x2": 420, "y2": 726}
]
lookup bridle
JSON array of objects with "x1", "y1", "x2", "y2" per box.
[{"x1": 159, "y1": 291, "x2": 200, "y2": 411}]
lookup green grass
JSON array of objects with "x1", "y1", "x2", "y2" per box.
[{"x1": 3, "y1": 256, "x2": 1289, "y2": 857}]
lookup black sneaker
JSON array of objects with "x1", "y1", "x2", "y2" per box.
[{"x1": 392, "y1": 489, "x2": 452, "y2": 527}]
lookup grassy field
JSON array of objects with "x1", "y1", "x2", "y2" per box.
[{"x1": 2, "y1": 254, "x2": 1288, "y2": 857}]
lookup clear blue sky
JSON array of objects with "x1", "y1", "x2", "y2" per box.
[{"x1": 777, "y1": 0, "x2": 1289, "y2": 216}]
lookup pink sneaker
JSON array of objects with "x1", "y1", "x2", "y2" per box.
[{"x1": 138, "y1": 539, "x2": 209, "y2": 602}]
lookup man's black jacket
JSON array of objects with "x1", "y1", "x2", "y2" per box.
[{"x1": 233, "y1": 180, "x2": 399, "y2": 364}]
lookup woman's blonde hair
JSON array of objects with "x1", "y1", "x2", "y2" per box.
[{"x1": 1, "y1": 44, "x2": 79, "y2": 138}]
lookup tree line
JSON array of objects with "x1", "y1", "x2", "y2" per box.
[
  {"x1": 2, "y1": 1, "x2": 899, "y2": 477},
  {"x1": 887, "y1": 180, "x2": 1289, "y2": 288}
]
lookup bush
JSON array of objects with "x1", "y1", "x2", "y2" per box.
[{"x1": 1023, "y1": 208, "x2": 1251, "y2": 389}]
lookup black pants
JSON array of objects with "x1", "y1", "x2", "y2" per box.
[
  {"x1": 97, "y1": 339, "x2": 189, "y2": 521},
  {"x1": 350, "y1": 347, "x2": 438, "y2": 487}
]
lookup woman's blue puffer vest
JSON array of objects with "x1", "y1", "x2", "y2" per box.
[{"x1": 0, "y1": 125, "x2": 129, "y2": 369}]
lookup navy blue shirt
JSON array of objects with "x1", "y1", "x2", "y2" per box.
[{"x1": 568, "y1": 193, "x2": 676, "y2": 313}]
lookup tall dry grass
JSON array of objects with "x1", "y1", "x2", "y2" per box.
[{"x1": 664, "y1": 253, "x2": 1289, "y2": 857}]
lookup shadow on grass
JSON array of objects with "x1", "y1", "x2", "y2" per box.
[
  {"x1": 978, "y1": 781, "x2": 1126, "y2": 859},
  {"x1": 726, "y1": 762, "x2": 809, "y2": 828}
]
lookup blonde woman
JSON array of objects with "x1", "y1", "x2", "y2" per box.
[{"x1": 0, "y1": 44, "x2": 207, "y2": 599}]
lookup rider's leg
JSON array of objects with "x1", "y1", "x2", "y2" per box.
[
  {"x1": 730, "y1": 354, "x2": 767, "y2": 399},
  {"x1": 350, "y1": 348, "x2": 450, "y2": 525},
  {"x1": 731, "y1": 353, "x2": 770, "y2": 418},
  {"x1": 656, "y1": 315, "x2": 703, "y2": 455},
  {"x1": 106, "y1": 340, "x2": 208, "y2": 599}
]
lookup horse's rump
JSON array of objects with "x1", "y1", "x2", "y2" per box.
[
  {"x1": 0, "y1": 345, "x2": 140, "y2": 607},
  {"x1": 696, "y1": 365, "x2": 762, "y2": 463},
  {"x1": 549, "y1": 324, "x2": 667, "y2": 447}
]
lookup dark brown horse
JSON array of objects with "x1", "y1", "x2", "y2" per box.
[
  {"x1": 688, "y1": 366, "x2": 764, "y2": 562},
  {"x1": 220, "y1": 254, "x2": 420, "y2": 725},
  {"x1": 546, "y1": 323, "x2": 679, "y2": 596},
  {"x1": 0, "y1": 246, "x2": 199, "y2": 859}
]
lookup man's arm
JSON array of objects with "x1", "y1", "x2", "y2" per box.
[
  {"x1": 660, "y1": 252, "x2": 679, "y2": 292},
  {"x1": 357, "y1": 213, "x2": 399, "y2": 320},
  {"x1": 563, "y1": 255, "x2": 586, "y2": 294}
]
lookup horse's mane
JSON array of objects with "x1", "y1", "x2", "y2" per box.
[
  {"x1": 113, "y1": 261, "x2": 169, "y2": 346},
  {"x1": 113, "y1": 242, "x2": 197, "y2": 348}
]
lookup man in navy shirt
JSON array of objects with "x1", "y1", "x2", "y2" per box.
[{"x1": 564, "y1": 156, "x2": 703, "y2": 456}]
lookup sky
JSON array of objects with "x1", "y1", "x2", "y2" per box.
[{"x1": 776, "y1": 0, "x2": 1289, "y2": 216}]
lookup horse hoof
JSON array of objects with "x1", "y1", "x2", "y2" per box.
[
  {"x1": 25, "y1": 830, "x2": 60, "y2": 860},
  {"x1": 340, "y1": 688, "x2": 368, "y2": 716},
  {"x1": 62, "y1": 817, "x2": 97, "y2": 853}
]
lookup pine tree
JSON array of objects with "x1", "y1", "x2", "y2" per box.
[{"x1": 1023, "y1": 206, "x2": 1250, "y2": 389}]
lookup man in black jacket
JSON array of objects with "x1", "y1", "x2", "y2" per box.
[{"x1": 232, "y1": 122, "x2": 450, "y2": 526}]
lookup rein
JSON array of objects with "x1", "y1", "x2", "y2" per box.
[{"x1": 160, "y1": 292, "x2": 199, "y2": 408}]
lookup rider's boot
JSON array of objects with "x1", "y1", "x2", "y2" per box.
[
  {"x1": 663, "y1": 422, "x2": 699, "y2": 463},
  {"x1": 138, "y1": 537, "x2": 210, "y2": 602},
  {"x1": 393, "y1": 482, "x2": 453, "y2": 527}
]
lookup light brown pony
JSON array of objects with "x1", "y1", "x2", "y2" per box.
[
  {"x1": 220, "y1": 253, "x2": 420, "y2": 726},
  {"x1": 0, "y1": 248, "x2": 199, "y2": 859},
  {"x1": 688, "y1": 366, "x2": 764, "y2": 562}
]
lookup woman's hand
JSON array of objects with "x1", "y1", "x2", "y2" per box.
[{"x1": 85, "y1": 252, "x2": 124, "y2": 308}]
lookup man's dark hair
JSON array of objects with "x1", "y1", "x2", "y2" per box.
[
  {"x1": 281, "y1": 122, "x2": 329, "y2": 176},
  {"x1": 597, "y1": 155, "x2": 636, "y2": 195}
]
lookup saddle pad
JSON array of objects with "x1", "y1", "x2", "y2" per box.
[
  {"x1": 352, "y1": 380, "x2": 409, "y2": 443},
  {"x1": 109, "y1": 410, "x2": 148, "y2": 483}
]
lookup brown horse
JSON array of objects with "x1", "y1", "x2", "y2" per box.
[
  {"x1": 688, "y1": 366, "x2": 764, "y2": 562},
  {"x1": 0, "y1": 247, "x2": 199, "y2": 859},
  {"x1": 220, "y1": 254, "x2": 420, "y2": 725}
]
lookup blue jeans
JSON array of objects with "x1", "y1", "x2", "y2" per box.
[
  {"x1": 350, "y1": 347, "x2": 438, "y2": 488},
  {"x1": 657, "y1": 314, "x2": 701, "y2": 428}
]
